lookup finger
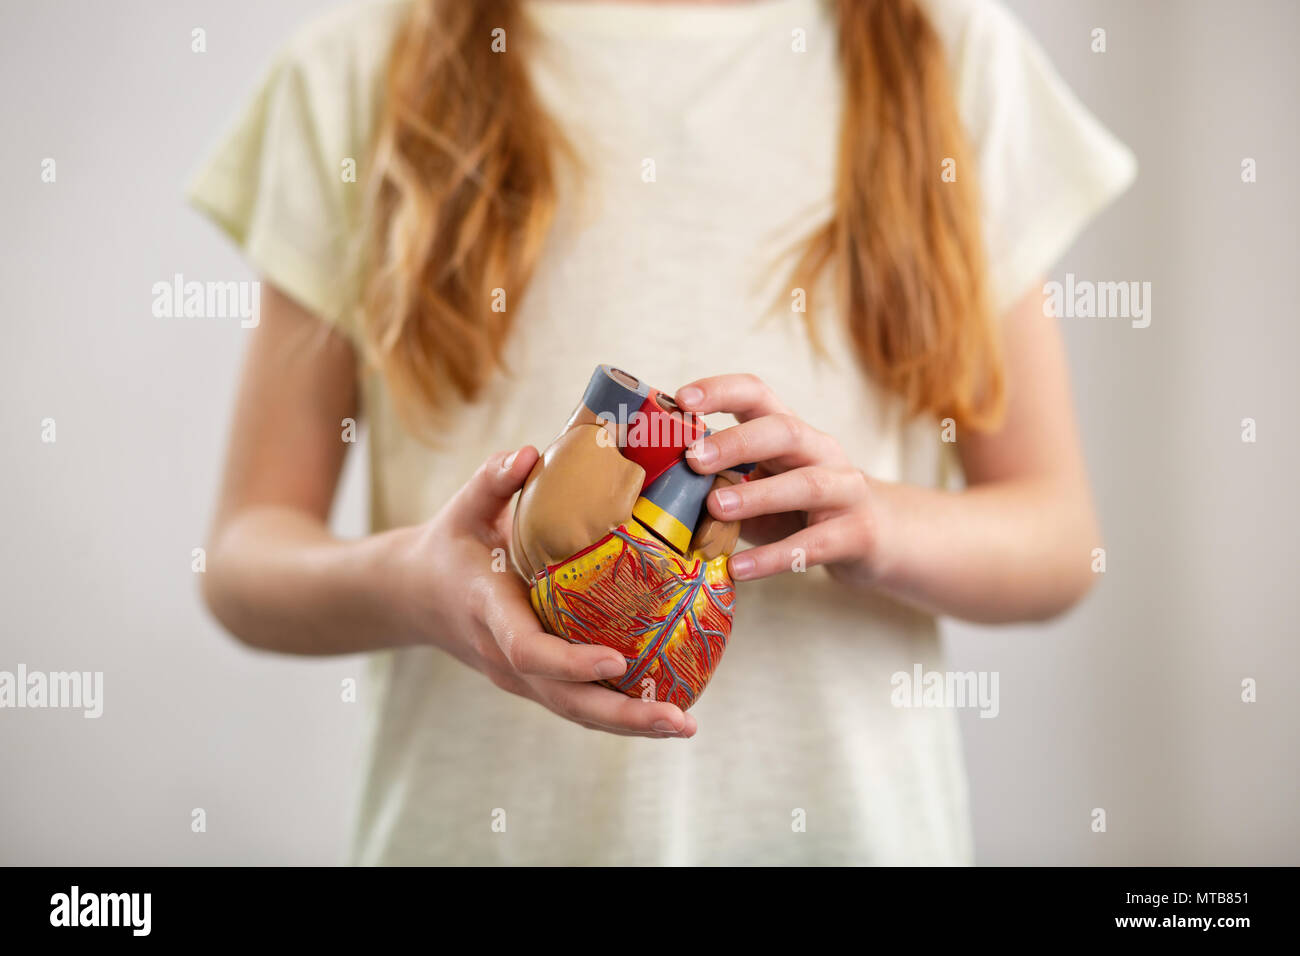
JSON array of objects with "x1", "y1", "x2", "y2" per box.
[
  {"x1": 473, "y1": 577, "x2": 628, "y2": 683},
  {"x1": 727, "y1": 515, "x2": 868, "y2": 581},
  {"x1": 572, "y1": 715, "x2": 700, "y2": 739},
  {"x1": 574, "y1": 723, "x2": 687, "y2": 739},
  {"x1": 542, "y1": 680, "x2": 698, "y2": 737},
  {"x1": 686, "y1": 414, "x2": 837, "y2": 474},
  {"x1": 709, "y1": 467, "x2": 869, "y2": 521},
  {"x1": 448, "y1": 446, "x2": 540, "y2": 533},
  {"x1": 674, "y1": 373, "x2": 788, "y2": 422},
  {"x1": 487, "y1": 665, "x2": 675, "y2": 737},
  {"x1": 483, "y1": 664, "x2": 536, "y2": 700},
  {"x1": 483, "y1": 658, "x2": 675, "y2": 744},
  {"x1": 737, "y1": 511, "x2": 806, "y2": 548}
]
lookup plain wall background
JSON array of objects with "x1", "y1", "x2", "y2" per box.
[{"x1": 1, "y1": 0, "x2": 1295, "y2": 864}]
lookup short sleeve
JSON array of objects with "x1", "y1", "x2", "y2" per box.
[
  {"x1": 185, "y1": 6, "x2": 397, "y2": 337},
  {"x1": 935, "y1": 0, "x2": 1138, "y2": 313}
]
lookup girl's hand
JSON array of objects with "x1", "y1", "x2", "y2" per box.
[
  {"x1": 675, "y1": 374, "x2": 883, "y2": 589},
  {"x1": 399, "y1": 447, "x2": 698, "y2": 739}
]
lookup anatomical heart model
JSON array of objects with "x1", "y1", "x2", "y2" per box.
[{"x1": 511, "y1": 366, "x2": 750, "y2": 709}]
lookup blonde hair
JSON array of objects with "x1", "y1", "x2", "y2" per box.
[{"x1": 363, "y1": 0, "x2": 1004, "y2": 434}]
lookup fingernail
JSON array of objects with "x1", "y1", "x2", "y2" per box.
[
  {"x1": 500, "y1": 450, "x2": 518, "y2": 472},
  {"x1": 594, "y1": 658, "x2": 625, "y2": 679},
  {"x1": 653, "y1": 720, "x2": 681, "y2": 734},
  {"x1": 713, "y1": 488, "x2": 739, "y2": 515},
  {"x1": 688, "y1": 440, "x2": 716, "y2": 466},
  {"x1": 729, "y1": 554, "x2": 756, "y2": 579},
  {"x1": 677, "y1": 386, "x2": 703, "y2": 408}
]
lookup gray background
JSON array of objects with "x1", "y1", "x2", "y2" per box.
[{"x1": 0, "y1": 0, "x2": 1295, "y2": 864}]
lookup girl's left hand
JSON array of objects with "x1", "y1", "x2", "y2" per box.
[{"x1": 675, "y1": 373, "x2": 885, "y2": 588}]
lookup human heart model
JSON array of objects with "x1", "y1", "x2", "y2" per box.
[{"x1": 511, "y1": 366, "x2": 750, "y2": 709}]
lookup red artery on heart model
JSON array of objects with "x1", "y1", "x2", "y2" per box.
[
  {"x1": 511, "y1": 365, "x2": 752, "y2": 709},
  {"x1": 621, "y1": 389, "x2": 707, "y2": 489}
]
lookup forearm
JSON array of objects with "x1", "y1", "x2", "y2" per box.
[
  {"x1": 201, "y1": 506, "x2": 421, "y2": 655},
  {"x1": 868, "y1": 476, "x2": 1099, "y2": 624}
]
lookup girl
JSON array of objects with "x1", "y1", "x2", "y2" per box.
[{"x1": 189, "y1": 0, "x2": 1135, "y2": 864}]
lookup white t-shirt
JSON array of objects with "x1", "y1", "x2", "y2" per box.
[{"x1": 189, "y1": 0, "x2": 1135, "y2": 864}]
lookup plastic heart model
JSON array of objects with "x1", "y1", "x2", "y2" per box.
[{"x1": 511, "y1": 366, "x2": 750, "y2": 709}]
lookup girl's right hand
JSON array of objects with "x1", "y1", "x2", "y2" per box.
[{"x1": 395, "y1": 447, "x2": 698, "y2": 739}]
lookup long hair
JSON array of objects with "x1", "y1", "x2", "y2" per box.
[{"x1": 362, "y1": 0, "x2": 1005, "y2": 434}]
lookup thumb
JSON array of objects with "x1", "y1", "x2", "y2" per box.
[{"x1": 449, "y1": 446, "x2": 540, "y2": 532}]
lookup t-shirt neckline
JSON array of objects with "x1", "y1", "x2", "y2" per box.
[{"x1": 525, "y1": 0, "x2": 824, "y2": 37}]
